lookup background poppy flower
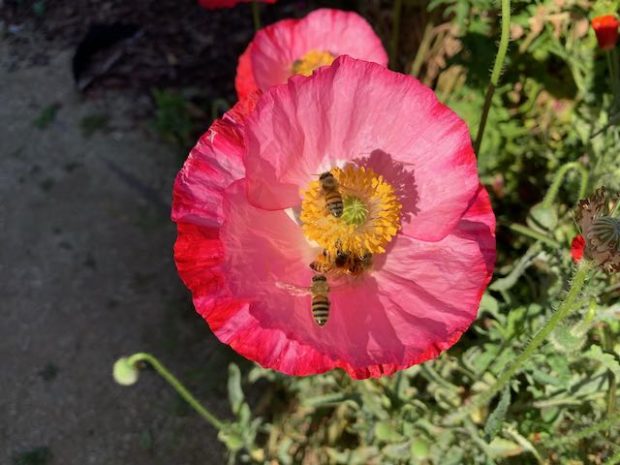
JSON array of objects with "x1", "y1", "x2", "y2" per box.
[
  {"x1": 591, "y1": 14, "x2": 619, "y2": 50},
  {"x1": 173, "y1": 56, "x2": 495, "y2": 379},
  {"x1": 198, "y1": 0, "x2": 276, "y2": 9},
  {"x1": 235, "y1": 8, "x2": 388, "y2": 101}
]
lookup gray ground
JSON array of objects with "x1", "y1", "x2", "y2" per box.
[{"x1": 1, "y1": 43, "x2": 238, "y2": 464}]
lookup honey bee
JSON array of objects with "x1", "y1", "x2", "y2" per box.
[
  {"x1": 319, "y1": 172, "x2": 344, "y2": 217},
  {"x1": 309, "y1": 248, "x2": 373, "y2": 276},
  {"x1": 345, "y1": 251, "x2": 373, "y2": 276},
  {"x1": 310, "y1": 274, "x2": 330, "y2": 326}
]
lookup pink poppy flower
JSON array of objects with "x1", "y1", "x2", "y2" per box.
[
  {"x1": 235, "y1": 8, "x2": 388, "y2": 101},
  {"x1": 172, "y1": 56, "x2": 496, "y2": 379},
  {"x1": 198, "y1": 0, "x2": 276, "y2": 10}
]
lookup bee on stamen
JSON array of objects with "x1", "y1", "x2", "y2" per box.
[{"x1": 319, "y1": 172, "x2": 344, "y2": 217}]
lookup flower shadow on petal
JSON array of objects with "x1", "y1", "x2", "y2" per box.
[{"x1": 354, "y1": 149, "x2": 420, "y2": 227}]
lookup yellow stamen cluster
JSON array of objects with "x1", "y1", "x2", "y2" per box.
[
  {"x1": 291, "y1": 50, "x2": 336, "y2": 77},
  {"x1": 300, "y1": 165, "x2": 402, "y2": 258}
]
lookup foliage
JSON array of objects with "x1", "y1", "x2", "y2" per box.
[
  {"x1": 118, "y1": 0, "x2": 620, "y2": 463},
  {"x1": 209, "y1": 0, "x2": 620, "y2": 463}
]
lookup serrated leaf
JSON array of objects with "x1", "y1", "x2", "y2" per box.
[
  {"x1": 549, "y1": 324, "x2": 585, "y2": 353},
  {"x1": 488, "y1": 438, "x2": 523, "y2": 458},
  {"x1": 586, "y1": 345, "x2": 620, "y2": 377},
  {"x1": 227, "y1": 363, "x2": 244, "y2": 416},
  {"x1": 375, "y1": 420, "x2": 404, "y2": 443},
  {"x1": 382, "y1": 441, "x2": 411, "y2": 460},
  {"x1": 484, "y1": 387, "x2": 511, "y2": 440}
]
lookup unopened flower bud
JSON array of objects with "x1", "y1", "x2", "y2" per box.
[
  {"x1": 592, "y1": 15, "x2": 620, "y2": 51},
  {"x1": 113, "y1": 357, "x2": 139, "y2": 386}
]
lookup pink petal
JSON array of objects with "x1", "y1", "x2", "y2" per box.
[
  {"x1": 179, "y1": 180, "x2": 494, "y2": 379},
  {"x1": 249, "y1": 9, "x2": 388, "y2": 93},
  {"x1": 172, "y1": 102, "x2": 248, "y2": 227},
  {"x1": 235, "y1": 43, "x2": 259, "y2": 101},
  {"x1": 245, "y1": 56, "x2": 479, "y2": 241}
]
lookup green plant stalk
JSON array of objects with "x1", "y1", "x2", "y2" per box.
[
  {"x1": 608, "y1": 48, "x2": 620, "y2": 102},
  {"x1": 389, "y1": 0, "x2": 403, "y2": 69},
  {"x1": 609, "y1": 449, "x2": 620, "y2": 465},
  {"x1": 473, "y1": 0, "x2": 511, "y2": 154},
  {"x1": 410, "y1": 20, "x2": 434, "y2": 76},
  {"x1": 507, "y1": 223, "x2": 562, "y2": 248},
  {"x1": 541, "y1": 161, "x2": 589, "y2": 209},
  {"x1": 252, "y1": 0, "x2": 261, "y2": 32},
  {"x1": 126, "y1": 352, "x2": 225, "y2": 430},
  {"x1": 545, "y1": 414, "x2": 620, "y2": 447},
  {"x1": 478, "y1": 262, "x2": 591, "y2": 406}
]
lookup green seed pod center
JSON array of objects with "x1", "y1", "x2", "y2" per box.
[{"x1": 341, "y1": 196, "x2": 368, "y2": 226}]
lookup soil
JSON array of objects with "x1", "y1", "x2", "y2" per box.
[
  {"x1": 0, "y1": 1, "x2": 291, "y2": 464},
  {"x1": 0, "y1": 1, "x2": 397, "y2": 463}
]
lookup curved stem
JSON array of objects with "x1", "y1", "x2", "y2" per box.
[
  {"x1": 478, "y1": 261, "x2": 591, "y2": 406},
  {"x1": 389, "y1": 0, "x2": 403, "y2": 69},
  {"x1": 126, "y1": 352, "x2": 225, "y2": 430},
  {"x1": 545, "y1": 414, "x2": 620, "y2": 447},
  {"x1": 474, "y1": 0, "x2": 511, "y2": 154},
  {"x1": 541, "y1": 161, "x2": 589, "y2": 208},
  {"x1": 507, "y1": 223, "x2": 561, "y2": 248},
  {"x1": 446, "y1": 262, "x2": 592, "y2": 424},
  {"x1": 251, "y1": 0, "x2": 261, "y2": 32}
]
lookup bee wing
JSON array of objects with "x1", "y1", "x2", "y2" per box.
[{"x1": 275, "y1": 281, "x2": 311, "y2": 297}]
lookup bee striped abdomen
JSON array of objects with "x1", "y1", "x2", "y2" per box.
[
  {"x1": 311, "y1": 295, "x2": 330, "y2": 326},
  {"x1": 319, "y1": 172, "x2": 344, "y2": 218},
  {"x1": 324, "y1": 190, "x2": 344, "y2": 217}
]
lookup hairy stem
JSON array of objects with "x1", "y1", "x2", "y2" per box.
[
  {"x1": 480, "y1": 262, "x2": 591, "y2": 405},
  {"x1": 541, "y1": 161, "x2": 589, "y2": 209},
  {"x1": 126, "y1": 352, "x2": 225, "y2": 430},
  {"x1": 545, "y1": 414, "x2": 620, "y2": 447},
  {"x1": 474, "y1": 0, "x2": 511, "y2": 154}
]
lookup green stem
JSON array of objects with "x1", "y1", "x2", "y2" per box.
[
  {"x1": 126, "y1": 352, "x2": 225, "y2": 430},
  {"x1": 545, "y1": 414, "x2": 620, "y2": 447},
  {"x1": 389, "y1": 0, "x2": 403, "y2": 69},
  {"x1": 507, "y1": 223, "x2": 562, "y2": 248},
  {"x1": 251, "y1": 0, "x2": 261, "y2": 32},
  {"x1": 541, "y1": 161, "x2": 589, "y2": 208},
  {"x1": 608, "y1": 448, "x2": 620, "y2": 465},
  {"x1": 479, "y1": 262, "x2": 591, "y2": 406},
  {"x1": 474, "y1": 0, "x2": 511, "y2": 154},
  {"x1": 410, "y1": 20, "x2": 434, "y2": 76}
]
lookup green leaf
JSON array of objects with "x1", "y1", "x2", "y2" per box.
[
  {"x1": 382, "y1": 441, "x2": 411, "y2": 460},
  {"x1": 484, "y1": 387, "x2": 511, "y2": 440},
  {"x1": 488, "y1": 438, "x2": 523, "y2": 458},
  {"x1": 227, "y1": 363, "x2": 244, "y2": 415},
  {"x1": 410, "y1": 437, "x2": 431, "y2": 459},
  {"x1": 374, "y1": 420, "x2": 404, "y2": 443},
  {"x1": 585, "y1": 345, "x2": 620, "y2": 377},
  {"x1": 549, "y1": 324, "x2": 585, "y2": 353}
]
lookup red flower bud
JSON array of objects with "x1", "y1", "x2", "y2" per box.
[
  {"x1": 570, "y1": 235, "x2": 585, "y2": 262},
  {"x1": 592, "y1": 15, "x2": 620, "y2": 51}
]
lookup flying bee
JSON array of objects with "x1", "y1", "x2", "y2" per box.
[
  {"x1": 319, "y1": 172, "x2": 344, "y2": 217},
  {"x1": 310, "y1": 274, "x2": 330, "y2": 326}
]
